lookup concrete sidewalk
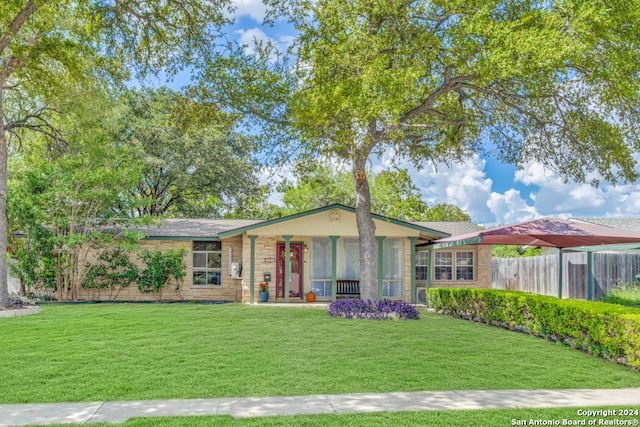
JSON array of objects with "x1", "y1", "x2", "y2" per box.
[{"x1": 1, "y1": 388, "x2": 640, "y2": 426}]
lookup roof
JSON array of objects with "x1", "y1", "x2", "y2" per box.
[
  {"x1": 570, "y1": 217, "x2": 640, "y2": 232},
  {"x1": 413, "y1": 221, "x2": 484, "y2": 237},
  {"x1": 217, "y1": 204, "x2": 450, "y2": 239},
  {"x1": 135, "y1": 219, "x2": 265, "y2": 240},
  {"x1": 132, "y1": 205, "x2": 478, "y2": 240}
]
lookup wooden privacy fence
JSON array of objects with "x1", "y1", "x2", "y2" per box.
[{"x1": 492, "y1": 252, "x2": 640, "y2": 300}]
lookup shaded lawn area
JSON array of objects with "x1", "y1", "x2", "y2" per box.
[
  {"x1": 25, "y1": 406, "x2": 640, "y2": 427},
  {"x1": 1, "y1": 303, "x2": 638, "y2": 404}
]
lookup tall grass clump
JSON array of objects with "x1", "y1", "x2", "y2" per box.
[{"x1": 601, "y1": 280, "x2": 640, "y2": 307}]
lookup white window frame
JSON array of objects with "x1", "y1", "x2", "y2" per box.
[
  {"x1": 434, "y1": 250, "x2": 475, "y2": 281},
  {"x1": 192, "y1": 241, "x2": 222, "y2": 286},
  {"x1": 416, "y1": 250, "x2": 429, "y2": 281}
]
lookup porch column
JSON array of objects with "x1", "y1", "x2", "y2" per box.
[
  {"x1": 376, "y1": 236, "x2": 385, "y2": 300},
  {"x1": 283, "y1": 235, "x2": 293, "y2": 303},
  {"x1": 408, "y1": 237, "x2": 418, "y2": 304},
  {"x1": 426, "y1": 248, "x2": 433, "y2": 290},
  {"x1": 330, "y1": 236, "x2": 339, "y2": 301},
  {"x1": 248, "y1": 235, "x2": 258, "y2": 304}
]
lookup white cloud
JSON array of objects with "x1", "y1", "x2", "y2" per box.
[
  {"x1": 235, "y1": 28, "x2": 271, "y2": 55},
  {"x1": 231, "y1": 0, "x2": 267, "y2": 22},
  {"x1": 373, "y1": 151, "x2": 496, "y2": 224},
  {"x1": 234, "y1": 27, "x2": 295, "y2": 60},
  {"x1": 487, "y1": 189, "x2": 539, "y2": 225}
]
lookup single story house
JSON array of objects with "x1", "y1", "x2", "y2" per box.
[{"x1": 76, "y1": 204, "x2": 491, "y2": 303}]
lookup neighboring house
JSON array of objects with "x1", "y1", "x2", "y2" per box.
[
  {"x1": 570, "y1": 217, "x2": 640, "y2": 233},
  {"x1": 73, "y1": 204, "x2": 491, "y2": 303}
]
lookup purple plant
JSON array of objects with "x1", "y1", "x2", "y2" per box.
[{"x1": 328, "y1": 299, "x2": 421, "y2": 320}]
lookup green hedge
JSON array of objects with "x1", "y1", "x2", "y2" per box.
[{"x1": 426, "y1": 288, "x2": 640, "y2": 368}]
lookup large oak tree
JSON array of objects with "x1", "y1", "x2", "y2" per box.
[{"x1": 200, "y1": 0, "x2": 640, "y2": 301}]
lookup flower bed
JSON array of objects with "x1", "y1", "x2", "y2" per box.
[
  {"x1": 427, "y1": 288, "x2": 640, "y2": 368},
  {"x1": 328, "y1": 299, "x2": 421, "y2": 320}
]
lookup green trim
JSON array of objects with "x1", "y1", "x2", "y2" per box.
[
  {"x1": 330, "y1": 236, "x2": 339, "y2": 302},
  {"x1": 377, "y1": 236, "x2": 385, "y2": 300},
  {"x1": 408, "y1": 237, "x2": 418, "y2": 304},
  {"x1": 283, "y1": 235, "x2": 292, "y2": 303},
  {"x1": 218, "y1": 204, "x2": 449, "y2": 239},
  {"x1": 430, "y1": 237, "x2": 484, "y2": 250},
  {"x1": 558, "y1": 250, "x2": 564, "y2": 299},
  {"x1": 248, "y1": 235, "x2": 258, "y2": 304}
]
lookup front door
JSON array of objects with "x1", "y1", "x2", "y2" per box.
[{"x1": 276, "y1": 243, "x2": 303, "y2": 299}]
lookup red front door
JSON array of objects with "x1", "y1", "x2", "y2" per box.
[{"x1": 276, "y1": 243, "x2": 303, "y2": 299}]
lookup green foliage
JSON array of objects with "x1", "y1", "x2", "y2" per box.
[
  {"x1": 492, "y1": 245, "x2": 542, "y2": 258},
  {"x1": 7, "y1": 91, "x2": 146, "y2": 300},
  {"x1": 601, "y1": 280, "x2": 640, "y2": 307},
  {"x1": 137, "y1": 249, "x2": 187, "y2": 300},
  {"x1": 84, "y1": 248, "x2": 139, "y2": 301},
  {"x1": 0, "y1": 0, "x2": 235, "y2": 307},
  {"x1": 118, "y1": 87, "x2": 262, "y2": 218},
  {"x1": 276, "y1": 162, "x2": 471, "y2": 221},
  {"x1": 200, "y1": 0, "x2": 640, "y2": 301},
  {"x1": 427, "y1": 288, "x2": 640, "y2": 367}
]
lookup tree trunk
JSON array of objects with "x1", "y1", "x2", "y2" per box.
[
  {"x1": 0, "y1": 99, "x2": 8, "y2": 308},
  {"x1": 353, "y1": 153, "x2": 378, "y2": 301}
]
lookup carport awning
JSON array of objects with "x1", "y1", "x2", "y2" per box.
[{"x1": 430, "y1": 218, "x2": 640, "y2": 250}]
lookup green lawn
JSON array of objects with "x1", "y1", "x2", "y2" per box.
[{"x1": 1, "y1": 303, "x2": 638, "y2": 405}]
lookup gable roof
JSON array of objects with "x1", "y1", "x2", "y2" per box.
[
  {"x1": 133, "y1": 204, "x2": 479, "y2": 241},
  {"x1": 570, "y1": 217, "x2": 640, "y2": 232},
  {"x1": 217, "y1": 204, "x2": 449, "y2": 239}
]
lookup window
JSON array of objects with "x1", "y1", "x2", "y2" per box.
[
  {"x1": 434, "y1": 250, "x2": 474, "y2": 281},
  {"x1": 456, "y1": 251, "x2": 474, "y2": 281},
  {"x1": 416, "y1": 250, "x2": 428, "y2": 281},
  {"x1": 310, "y1": 238, "x2": 332, "y2": 297},
  {"x1": 434, "y1": 252, "x2": 452, "y2": 280},
  {"x1": 193, "y1": 241, "x2": 221, "y2": 286},
  {"x1": 341, "y1": 238, "x2": 360, "y2": 280},
  {"x1": 382, "y1": 238, "x2": 404, "y2": 297}
]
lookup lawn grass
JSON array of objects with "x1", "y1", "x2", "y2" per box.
[
  {"x1": 1, "y1": 303, "x2": 638, "y2": 404},
  {"x1": 26, "y1": 406, "x2": 640, "y2": 427}
]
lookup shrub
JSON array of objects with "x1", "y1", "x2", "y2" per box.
[
  {"x1": 601, "y1": 280, "x2": 640, "y2": 307},
  {"x1": 7, "y1": 293, "x2": 56, "y2": 307},
  {"x1": 427, "y1": 288, "x2": 640, "y2": 368},
  {"x1": 328, "y1": 299, "x2": 421, "y2": 320}
]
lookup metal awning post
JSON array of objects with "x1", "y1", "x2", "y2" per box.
[
  {"x1": 587, "y1": 251, "x2": 594, "y2": 301},
  {"x1": 558, "y1": 249, "x2": 563, "y2": 299}
]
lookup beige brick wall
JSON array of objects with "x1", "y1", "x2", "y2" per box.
[
  {"x1": 241, "y1": 235, "x2": 278, "y2": 302},
  {"x1": 417, "y1": 245, "x2": 492, "y2": 290},
  {"x1": 75, "y1": 237, "x2": 246, "y2": 302},
  {"x1": 72, "y1": 235, "x2": 492, "y2": 303}
]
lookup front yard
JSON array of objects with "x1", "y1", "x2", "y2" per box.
[{"x1": 1, "y1": 303, "x2": 638, "y2": 404}]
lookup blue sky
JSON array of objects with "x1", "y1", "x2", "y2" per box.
[{"x1": 225, "y1": 1, "x2": 640, "y2": 226}]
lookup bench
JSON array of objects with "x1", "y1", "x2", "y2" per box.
[{"x1": 336, "y1": 280, "x2": 361, "y2": 299}]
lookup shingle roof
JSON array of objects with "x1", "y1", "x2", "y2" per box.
[
  {"x1": 570, "y1": 217, "x2": 640, "y2": 232},
  {"x1": 133, "y1": 210, "x2": 482, "y2": 240},
  {"x1": 413, "y1": 221, "x2": 484, "y2": 237},
  {"x1": 136, "y1": 219, "x2": 265, "y2": 239}
]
